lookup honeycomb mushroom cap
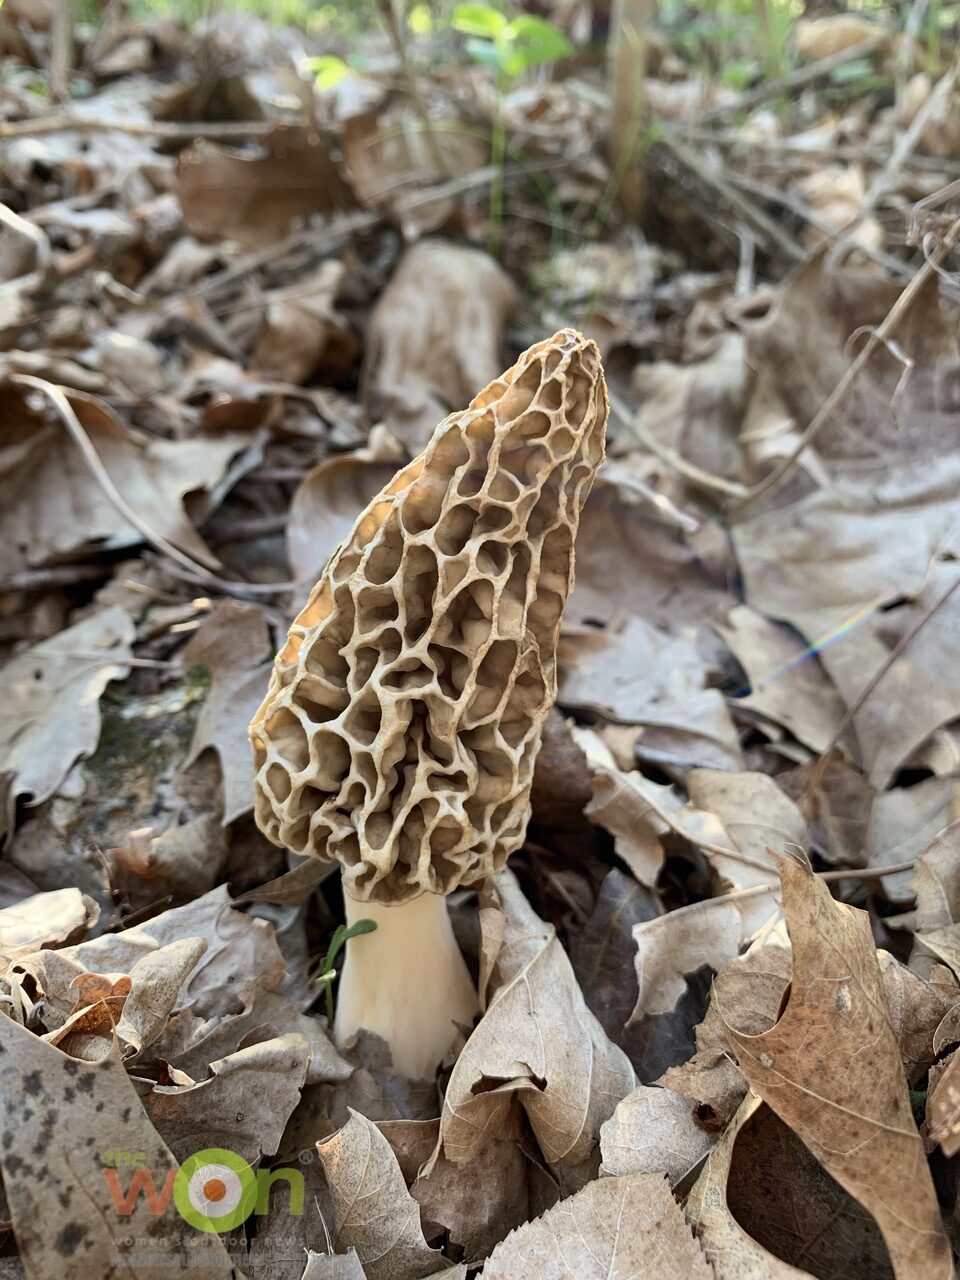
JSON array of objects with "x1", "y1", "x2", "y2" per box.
[{"x1": 250, "y1": 329, "x2": 608, "y2": 904}]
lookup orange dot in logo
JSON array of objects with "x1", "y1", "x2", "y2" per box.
[{"x1": 203, "y1": 1178, "x2": 227, "y2": 1203}]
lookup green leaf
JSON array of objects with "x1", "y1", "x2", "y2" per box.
[
  {"x1": 309, "y1": 55, "x2": 353, "y2": 92},
  {"x1": 343, "y1": 918, "x2": 378, "y2": 940},
  {"x1": 465, "y1": 35, "x2": 503, "y2": 66},
  {"x1": 506, "y1": 13, "x2": 576, "y2": 60},
  {"x1": 408, "y1": 2, "x2": 433, "y2": 34},
  {"x1": 721, "y1": 57, "x2": 757, "y2": 90},
  {"x1": 452, "y1": 2, "x2": 507, "y2": 38}
]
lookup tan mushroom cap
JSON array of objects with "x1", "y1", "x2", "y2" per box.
[{"x1": 250, "y1": 329, "x2": 608, "y2": 904}]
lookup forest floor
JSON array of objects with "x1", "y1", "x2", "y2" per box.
[{"x1": 2, "y1": 3, "x2": 960, "y2": 1277}]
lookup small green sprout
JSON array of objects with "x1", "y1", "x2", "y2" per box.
[{"x1": 314, "y1": 916, "x2": 377, "y2": 1025}]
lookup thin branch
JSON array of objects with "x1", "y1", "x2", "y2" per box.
[
  {"x1": 0, "y1": 115, "x2": 283, "y2": 140},
  {"x1": 376, "y1": 0, "x2": 450, "y2": 177},
  {"x1": 696, "y1": 36, "x2": 886, "y2": 123},
  {"x1": 734, "y1": 215, "x2": 960, "y2": 510},
  {"x1": 830, "y1": 59, "x2": 960, "y2": 262},
  {"x1": 609, "y1": 392, "x2": 749, "y2": 498},
  {"x1": 655, "y1": 134, "x2": 807, "y2": 263},
  {"x1": 10, "y1": 375, "x2": 294, "y2": 599}
]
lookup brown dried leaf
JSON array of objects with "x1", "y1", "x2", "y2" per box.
[
  {"x1": 16, "y1": 885, "x2": 285, "y2": 1022},
  {"x1": 252, "y1": 260, "x2": 358, "y2": 385},
  {"x1": 716, "y1": 604, "x2": 845, "y2": 753},
  {"x1": 176, "y1": 125, "x2": 356, "y2": 247},
  {"x1": 584, "y1": 766, "x2": 677, "y2": 886},
  {"x1": 631, "y1": 897, "x2": 746, "y2": 1023},
  {"x1": 659, "y1": 941, "x2": 791, "y2": 1128},
  {"x1": 569, "y1": 478, "x2": 727, "y2": 632},
  {"x1": 0, "y1": 1015, "x2": 235, "y2": 1279},
  {"x1": 0, "y1": 888, "x2": 99, "y2": 963},
  {"x1": 559, "y1": 616, "x2": 736, "y2": 755},
  {"x1": 341, "y1": 108, "x2": 486, "y2": 239},
  {"x1": 722, "y1": 857, "x2": 952, "y2": 1279},
  {"x1": 599, "y1": 1084, "x2": 715, "y2": 1184},
  {"x1": 180, "y1": 600, "x2": 275, "y2": 825},
  {"x1": 681, "y1": 769, "x2": 807, "y2": 930},
  {"x1": 0, "y1": 385, "x2": 255, "y2": 579},
  {"x1": 381, "y1": 1116, "x2": 558, "y2": 1262},
  {"x1": 143, "y1": 1030, "x2": 311, "y2": 1165},
  {"x1": 483, "y1": 1172, "x2": 713, "y2": 1279},
  {"x1": 0, "y1": 605, "x2": 133, "y2": 814},
  {"x1": 286, "y1": 445, "x2": 403, "y2": 595},
  {"x1": 436, "y1": 871, "x2": 636, "y2": 1192},
  {"x1": 688, "y1": 1093, "x2": 894, "y2": 1279},
  {"x1": 316, "y1": 1110, "x2": 448, "y2": 1280},
  {"x1": 793, "y1": 14, "x2": 888, "y2": 59},
  {"x1": 910, "y1": 823, "x2": 960, "y2": 931},
  {"x1": 362, "y1": 240, "x2": 518, "y2": 452}
]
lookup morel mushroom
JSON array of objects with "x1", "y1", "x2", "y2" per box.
[{"x1": 250, "y1": 329, "x2": 608, "y2": 1078}]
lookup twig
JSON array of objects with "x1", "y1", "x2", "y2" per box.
[
  {"x1": 0, "y1": 202, "x2": 51, "y2": 294},
  {"x1": 654, "y1": 134, "x2": 807, "y2": 263},
  {"x1": 723, "y1": 171, "x2": 921, "y2": 284},
  {"x1": 207, "y1": 514, "x2": 288, "y2": 545},
  {"x1": 734, "y1": 215, "x2": 960, "y2": 510},
  {"x1": 673, "y1": 130, "x2": 960, "y2": 176},
  {"x1": 696, "y1": 36, "x2": 887, "y2": 124},
  {"x1": 376, "y1": 0, "x2": 450, "y2": 178},
  {"x1": 0, "y1": 115, "x2": 283, "y2": 140},
  {"x1": 819, "y1": 859, "x2": 917, "y2": 882},
  {"x1": 608, "y1": 392, "x2": 749, "y2": 498},
  {"x1": 659, "y1": 857, "x2": 918, "y2": 916},
  {"x1": 831, "y1": 59, "x2": 960, "y2": 262},
  {"x1": 10, "y1": 375, "x2": 294, "y2": 599},
  {"x1": 3, "y1": 564, "x2": 108, "y2": 592},
  {"x1": 49, "y1": 0, "x2": 73, "y2": 103}
]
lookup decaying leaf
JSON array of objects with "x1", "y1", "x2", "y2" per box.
[
  {"x1": 381, "y1": 1115, "x2": 558, "y2": 1263},
  {"x1": 584, "y1": 766, "x2": 678, "y2": 886},
  {"x1": 631, "y1": 897, "x2": 746, "y2": 1023},
  {"x1": 316, "y1": 1110, "x2": 448, "y2": 1280},
  {"x1": 16, "y1": 885, "x2": 285, "y2": 1022},
  {"x1": 176, "y1": 124, "x2": 356, "y2": 247},
  {"x1": 179, "y1": 600, "x2": 275, "y2": 824},
  {"x1": 688, "y1": 1093, "x2": 895, "y2": 1279},
  {"x1": 0, "y1": 605, "x2": 133, "y2": 815},
  {"x1": 143, "y1": 1030, "x2": 311, "y2": 1165},
  {"x1": 680, "y1": 769, "x2": 807, "y2": 930},
  {"x1": 285, "y1": 441, "x2": 403, "y2": 594},
  {"x1": 252, "y1": 260, "x2": 358, "y2": 385},
  {"x1": 435, "y1": 871, "x2": 635, "y2": 1192},
  {"x1": 483, "y1": 1172, "x2": 713, "y2": 1279},
  {"x1": 362, "y1": 240, "x2": 518, "y2": 452},
  {"x1": 599, "y1": 1084, "x2": 715, "y2": 1185},
  {"x1": 659, "y1": 941, "x2": 791, "y2": 1128},
  {"x1": 716, "y1": 604, "x2": 845, "y2": 753},
  {"x1": 910, "y1": 823, "x2": 960, "y2": 932},
  {"x1": 0, "y1": 384, "x2": 256, "y2": 579},
  {"x1": 0, "y1": 1015, "x2": 236, "y2": 1279},
  {"x1": 0, "y1": 887, "x2": 99, "y2": 962},
  {"x1": 721, "y1": 857, "x2": 952, "y2": 1279},
  {"x1": 560, "y1": 617, "x2": 741, "y2": 773}
]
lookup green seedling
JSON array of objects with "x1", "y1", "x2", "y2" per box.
[
  {"x1": 452, "y1": 2, "x2": 572, "y2": 252},
  {"x1": 314, "y1": 917, "x2": 377, "y2": 1025}
]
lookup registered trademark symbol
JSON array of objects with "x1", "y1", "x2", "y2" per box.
[{"x1": 298, "y1": 1149, "x2": 314, "y2": 1165}]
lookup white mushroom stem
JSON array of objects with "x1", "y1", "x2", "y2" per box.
[{"x1": 333, "y1": 889, "x2": 479, "y2": 1079}]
